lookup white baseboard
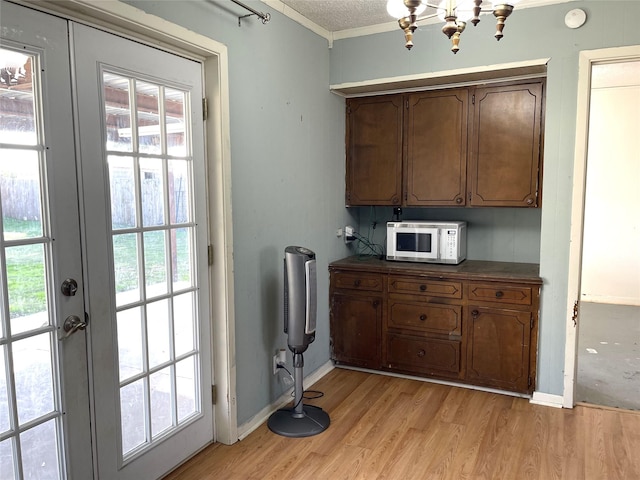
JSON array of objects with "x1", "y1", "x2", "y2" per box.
[
  {"x1": 237, "y1": 360, "x2": 335, "y2": 441},
  {"x1": 530, "y1": 391, "x2": 564, "y2": 408}
]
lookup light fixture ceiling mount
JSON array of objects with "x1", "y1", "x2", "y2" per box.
[{"x1": 387, "y1": 0, "x2": 517, "y2": 54}]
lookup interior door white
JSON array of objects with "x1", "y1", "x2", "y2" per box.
[
  {"x1": 0, "y1": 3, "x2": 93, "y2": 479},
  {"x1": 71, "y1": 23, "x2": 213, "y2": 479}
]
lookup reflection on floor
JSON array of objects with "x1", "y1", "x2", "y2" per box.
[{"x1": 576, "y1": 302, "x2": 640, "y2": 410}]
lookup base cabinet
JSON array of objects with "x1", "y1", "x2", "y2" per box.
[
  {"x1": 466, "y1": 306, "x2": 533, "y2": 392},
  {"x1": 330, "y1": 292, "x2": 382, "y2": 369},
  {"x1": 329, "y1": 258, "x2": 541, "y2": 395}
]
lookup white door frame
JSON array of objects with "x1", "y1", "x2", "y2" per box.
[
  {"x1": 15, "y1": 0, "x2": 238, "y2": 444},
  {"x1": 563, "y1": 44, "x2": 640, "y2": 409}
]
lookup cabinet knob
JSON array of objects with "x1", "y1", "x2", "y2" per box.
[
  {"x1": 354, "y1": 279, "x2": 361, "y2": 287},
  {"x1": 455, "y1": 197, "x2": 463, "y2": 204},
  {"x1": 417, "y1": 349, "x2": 426, "y2": 358},
  {"x1": 495, "y1": 291, "x2": 504, "y2": 298},
  {"x1": 526, "y1": 198, "x2": 534, "y2": 205},
  {"x1": 372, "y1": 300, "x2": 379, "y2": 308},
  {"x1": 472, "y1": 309, "x2": 479, "y2": 317},
  {"x1": 419, "y1": 314, "x2": 427, "y2": 321},
  {"x1": 419, "y1": 284, "x2": 427, "y2": 291}
]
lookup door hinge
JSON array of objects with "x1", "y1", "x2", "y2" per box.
[
  {"x1": 530, "y1": 316, "x2": 534, "y2": 330},
  {"x1": 202, "y1": 98, "x2": 208, "y2": 121},
  {"x1": 208, "y1": 244, "x2": 214, "y2": 266},
  {"x1": 405, "y1": 99, "x2": 409, "y2": 109},
  {"x1": 472, "y1": 94, "x2": 475, "y2": 105},
  {"x1": 572, "y1": 299, "x2": 579, "y2": 327},
  {"x1": 528, "y1": 376, "x2": 532, "y2": 387},
  {"x1": 211, "y1": 385, "x2": 216, "y2": 405}
]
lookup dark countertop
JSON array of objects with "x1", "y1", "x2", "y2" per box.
[{"x1": 329, "y1": 256, "x2": 542, "y2": 285}]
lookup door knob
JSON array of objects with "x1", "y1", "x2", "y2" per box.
[{"x1": 61, "y1": 314, "x2": 87, "y2": 338}]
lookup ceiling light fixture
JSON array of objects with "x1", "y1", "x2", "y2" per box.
[{"x1": 387, "y1": 0, "x2": 517, "y2": 54}]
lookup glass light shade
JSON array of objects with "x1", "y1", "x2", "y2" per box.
[{"x1": 387, "y1": 0, "x2": 427, "y2": 19}]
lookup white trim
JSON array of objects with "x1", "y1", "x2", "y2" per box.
[
  {"x1": 580, "y1": 295, "x2": 640, "y2": 307},
  {"x1": 564, "y1": 44, "x2": 640, "y2": 409},
  {"x1": 13, "y1": 0, "x2": 238, "y2": 445},
  {"x1": 531, "y1": 392, "x2": 564, "y2": 408},
  {"x1": 330, "y1": 58, "x2": 549, "y2": 97},
  {"x1": 260, "y1": 0, "x2": 576, "y2": 44},
  {"x1": 237, "y1": 361, "x2": 335, "y2": 440}
]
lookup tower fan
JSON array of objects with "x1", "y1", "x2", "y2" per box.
[{"x1": 267, "y1": 246, "x2": 330, "y2": 437}]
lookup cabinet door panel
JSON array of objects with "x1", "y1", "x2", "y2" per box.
[
  {"x1": 330, "y1": 292, "x2": 382, "y2": 368},
  {"x1": 405, "y1": 89, "x2": 468, "y2": 206},
  {"x1": 469, "y1": 82, "x2": 544, "y2": 207},
  {"x1": 466, "y1": 306, "x2": 532, "y2": 392},
  {"x1": 346, "y1": 96, "x2": 403, "y2": 206}
]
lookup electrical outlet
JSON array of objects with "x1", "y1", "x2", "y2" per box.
[
  {"x1": 344, "y1": 225, "x2": 356, "y2": 244},
  {"x1": 273, "y1": 349, "x2": 286, "y2": 374},
  {"x1": 336, "y1": 227, "x2": 343, "y2": 237}
]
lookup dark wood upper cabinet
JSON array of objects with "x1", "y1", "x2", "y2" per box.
[
  {"x1": 468, "y1": 82, "x2": 544, "y2": 207},
  {"x1": 344, "y1": 79, "x2": 545, "y2": 208},
  {"x1": 346, "y1": 95, "x2": 403, "y2": 206},
  {"x1": 405, "y1": 89, "x2": 468, "y2": 206}
]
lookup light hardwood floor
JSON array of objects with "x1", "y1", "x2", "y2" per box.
[{"x1": 164, "y1": 368, "x2": 640, "y2": 479}]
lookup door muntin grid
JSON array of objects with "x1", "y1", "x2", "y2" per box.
[
  {"x1": 0, "y1": 47, "x2": 66, "y2": 479},
  {"x1": 101, "y1": 69, "x2": 201, "y2": 461}
]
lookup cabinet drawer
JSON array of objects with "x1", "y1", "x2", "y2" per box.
[
  {"x1": 388, "y1": 300, "x2": 462, "y2": 336},
  {"x1": 388, "y1": 276, "x2": 462, "y2": 299},
  {"x1": 332, "y1": 271, "x2": 383, "y2": 292},
  {"x1": 467, "y1": 283, "x2": 532, "y2": 306},
  {"x1": 386, "y1": 333, "x2": 461, "y2": 374}
]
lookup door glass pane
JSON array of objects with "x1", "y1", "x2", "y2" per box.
[
  {"x1": 165, "y1": 88, "x2": 186, "y2": 156},
  {"x1": 150, "y1": 366, "x2": 172, "y2": 438},
  {"x1": 144, "y1": 230, "x2": 168, "y2": 298},
  {"x1": 0, "y1": 438, "x2": 16, "y2": 479},
  {"x1": 117, "y1": 307, "x2": 144, "y2": 382},
  {"x1": 103, "y1": 70, "x2": 201, "y2": 461},
  {"x1": 113, "y1": 232, "x2": 140, "y2": 307},
  {"x1": 176, "y1": 355, "x2": 197, "y2": 422},
  {"x1": 103, "y1": 72, "x2": 132, "y2": 152},
  {"x1": 0, "y1": 46, "x2": 64, "y2": 479},
  {"x1": 20, "y1": 419, "x2": 61, "y2": 480},
  {"x1": 109, "y1": 155, "x2": 136, "y2": 230},
  {"x1": 141, "y1": 157, "x2": 165, "y2": 227},
  {"x1": 14, "y1": 333, "x2": 55, "y2": 425},
  {"x1": 1, "y1": 150, "x2": 43, "y2": 239},
  {"x1": 120, "y1": 379, "x2": 146, "y2": 455},
  {"x1": 174, "y1": 293, "x2": 194, "y2": 356},
  {"x1": 6, "y1": 244, "x2": 48, "y2": 335},
  {"x1": 147, "y1": 299, "x2": 170, "y2": 369},
  {"x1": 0, "y1": 51, "x2": 36, "y2": 145},
  {"x1": 136, "y1": 81, "x2": 161, "y2": 155}
]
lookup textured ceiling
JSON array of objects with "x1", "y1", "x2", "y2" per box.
[{"x1": 274, "y1": 0, "x2": 574, "y2": 33}]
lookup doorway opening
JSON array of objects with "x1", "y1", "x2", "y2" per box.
[{"x1": 565, "y1": 47, "x2": 640, "y2": 410}]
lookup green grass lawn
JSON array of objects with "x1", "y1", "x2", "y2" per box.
[{"x1": 5, "y1": 218, "x2": 191, "y2": 318}]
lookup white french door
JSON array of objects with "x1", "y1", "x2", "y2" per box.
[
  {"x1": 71, "y1": 23, "x2": 213, "y2": 480},
  {"x1": 0, "y1": 3, "x2": 93, "y2": 479},
  {"x1": 1, "y1": 3, "x2": 213, "y2": 478}
]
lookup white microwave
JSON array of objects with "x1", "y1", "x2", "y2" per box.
[{"x1": 386, "y1": 221, "x2": 467, "y2": 264}]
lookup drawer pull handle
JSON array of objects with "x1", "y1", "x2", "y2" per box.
[
  {"x1": 472, "y1": 310, "x2": 479, "y2": 317},
  {"x1": 495, "y1": 291, "x2": 504, "y2": 298},
  {"x1": 417, "y1": 349, "x2": 425, "y2": 358},
  {"x1": 419, "y1": 314, "x2": 427, "y2": 321},
  {"x1": 354, "y1": 279, "x2": 361, "y2": 287},
  {"x1": 419, "y1": 285, "x2": 427, "y2": 291}
]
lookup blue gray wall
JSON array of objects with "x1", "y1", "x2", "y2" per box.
[
  {"x1": 125, "y1": 0, "x2": 640, "y2": 425},
  {"x1": 124, "y1": 0, "x2": 353, "y2": 426},
  {"x1": 332, "y1": 1, "x2": 640, "y2": 397}
]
